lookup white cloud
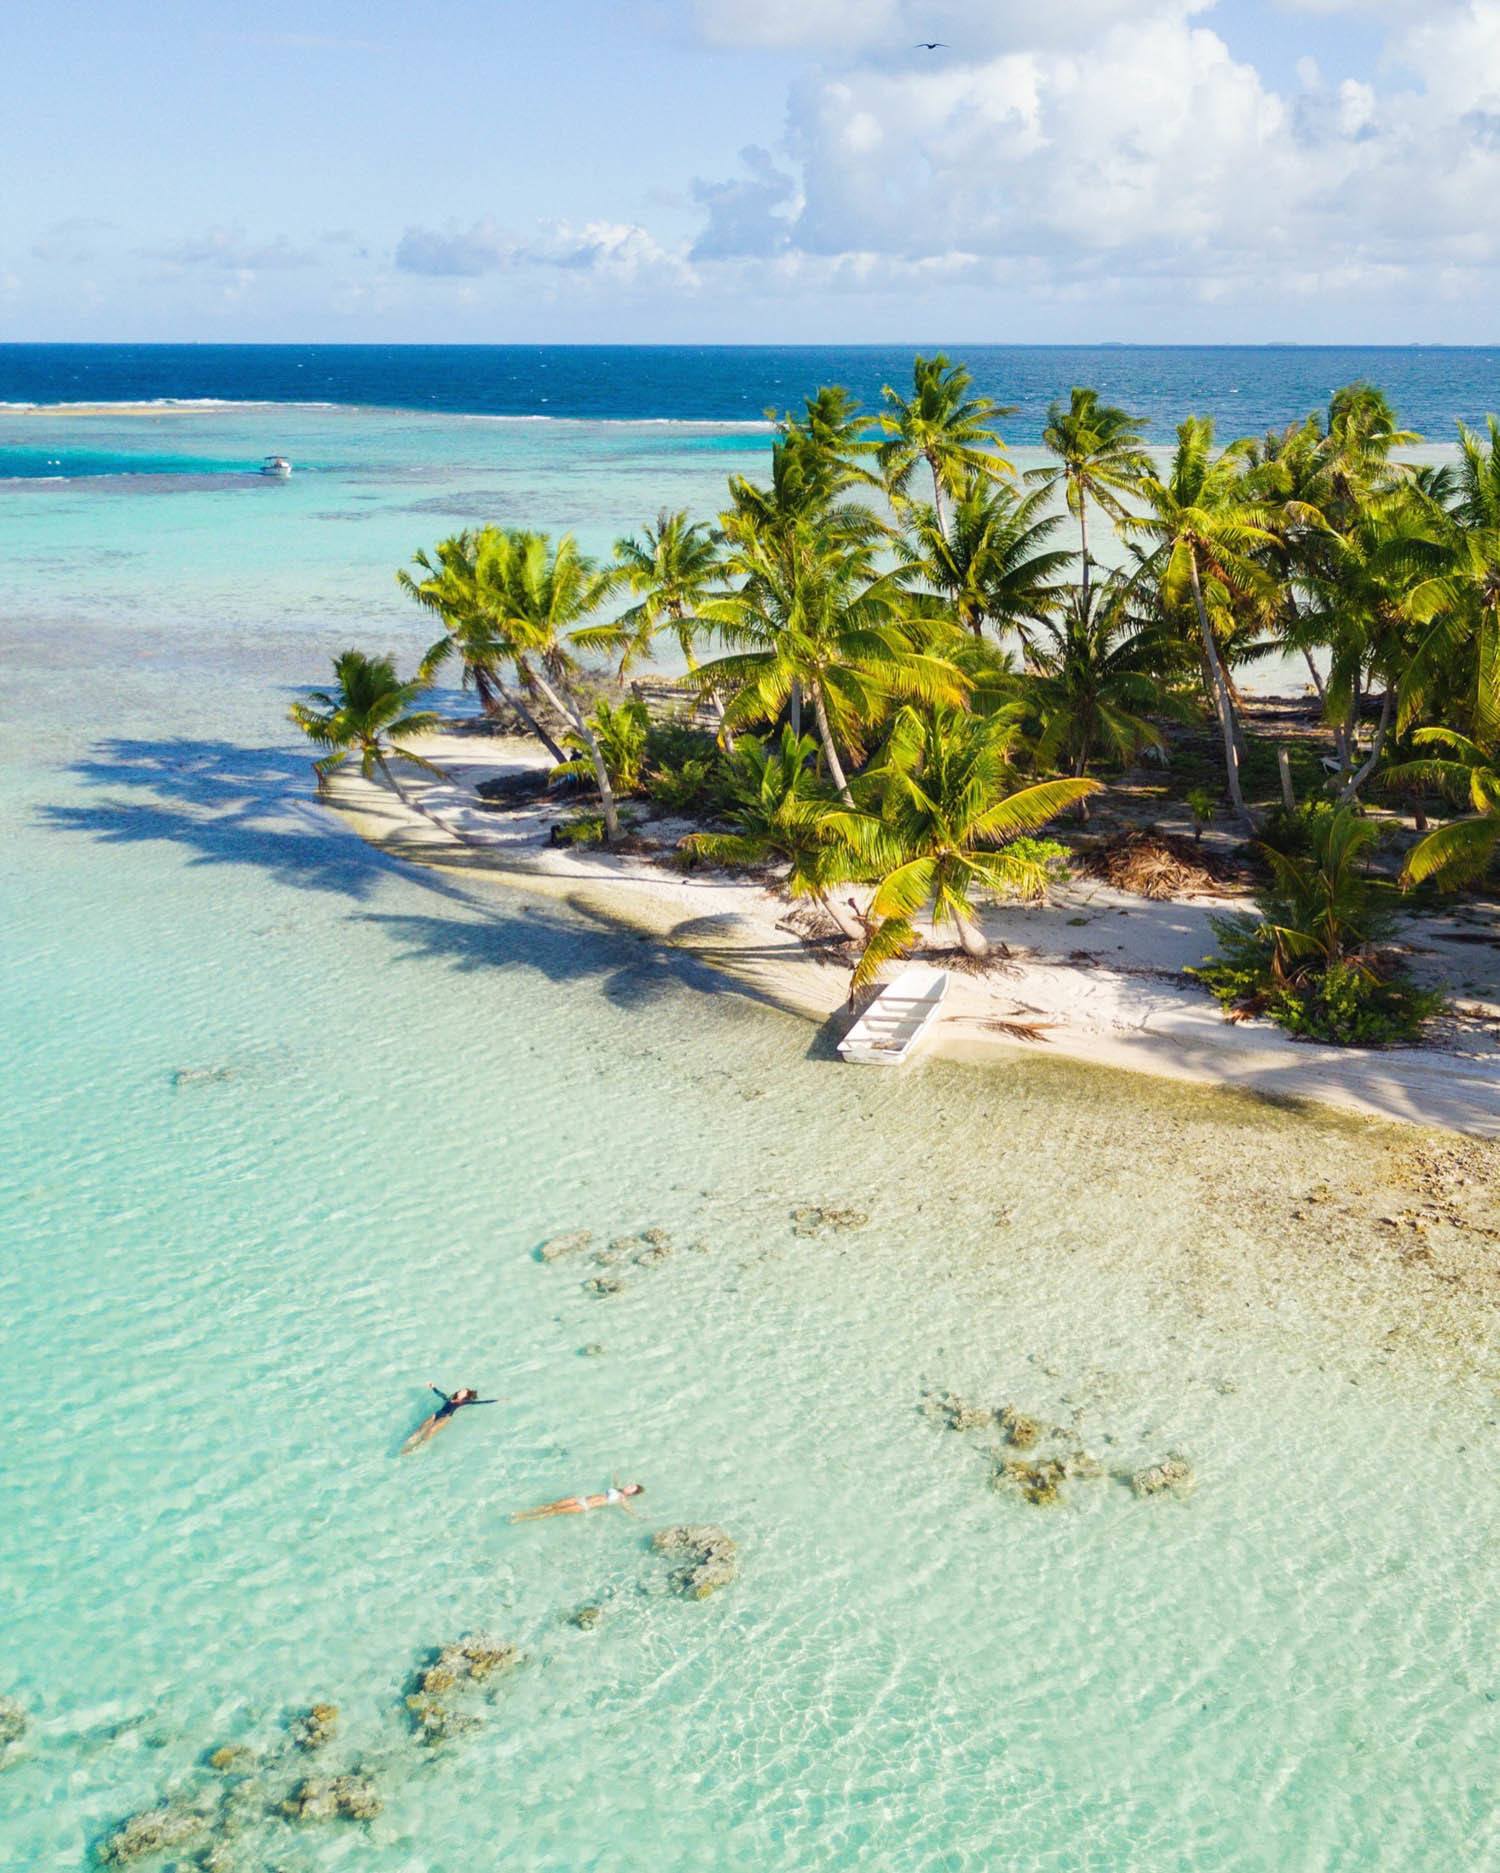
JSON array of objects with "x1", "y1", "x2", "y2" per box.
[
  {"x1": 691, "y1": 146, "x2": 800, "y2": 257},
  {"x1": 681, "y1": 0, "x2": 1500, "y2": 312},
  {"x1": 394, "y1": 217, "x2": 696, "y2": 288}
]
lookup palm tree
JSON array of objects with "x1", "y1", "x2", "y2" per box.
[
  {"x1": 609, "y1": 509, "x2": 722, "y2": 671},
  {"x1": 399, "y1": 532, "x2": 567, "y2": 762},
  {"x1": 696, "y1": 531, "x2": 966, "y2": 807},
  {"x1": 414, "y1": 528, "x2": 626, "y2": 840},
  {"x1": 1298, "y1": 487, "x2": 1435, "y2": 801},
  {"x1": 1401, "y1": 416, "x2": 1500, "y2": 743},
  {"x1": 1123, "y1": 418, "x2": 1277, "y2": 829},
  {"x1": 775, "y1": 384, "x2": 880, "y2": 493},
  {"x1": 1392, "y1": 728, "x2": 1500, "y2": 888},
  {"x1": 836, "y1": 706, "x2": 1098, "y2": 987},
  {"x1": 877, "y1": 353, "x2": 1013, "y2": 538},
  {"x1": 1027, "y1": 577, "x2": 1183, "y2": 818},
  {"x1": 682, "y1": 728, "x2": 867, "y2": 940},
  {"x1": 290, "y1": 651, "x2": 447, "y2": 811},
  {"x1": 898, "y1": 476, "x2": 1072, "y2": 644},
  {"x1": 1028, "y1": 387, "x2": 1149, "y2": 608}
]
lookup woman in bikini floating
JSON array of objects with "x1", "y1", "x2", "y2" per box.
[
  {"x1": 511, "y1": 1481, "x2": 645, "y2": 1521},
  {"x1": 401, "y1": 1382, "x2": 500, "y2": 1454}
]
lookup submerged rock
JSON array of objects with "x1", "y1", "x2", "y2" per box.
[
  {"x1": 98, "y1": 1803, "x2": 212, "y2": 1863},
  {"x1": 584, "y1": 1273, "x2": 624, "y2": 1298},
  {"x1": 918, "y1": 1389, "x2": 996, "y2": 1435},
  {"x1": 539, "y1": 1229, "x2": 593, "y2": 1263},
  {"x1": 0, "y1": 1696, "x2": 26, "y2": 1764},
  {"x1": 169, "y1": 1065, "x2": 234, "y2": 1089},
  {"x1": 998, "y1": 1406, "x2": 1044, "y2": 1451},
  {"x1": 1062, "y1": 1452, "x2": 1105, "y2": 1481},
  {"x1": 281, "y1": 1773, "x2": 382, "y2": 1824},
  {"x1": 569, "y1": 1603, "x2": 603, "y2": 1631},
  {"x1": 652, "y1": 1525, "x2": 739, "y2": 1599},
  {"x1": 1130, "y1": 1455, "x2": 1197, "y2": 1498},
  {"x1": 404, "y1": 1697, "x2": 482, "y2": 1748},
  {"x1": 791, "y1": 1206, "x2": 870, "y2": 1239},
  {"x1": 288, "y1": 1703, "x2": 338, "y2": 1751},
  {"x1": 205, "y1": 1744, "x2": 256, "y2": 1775},
  {"x1": 405, "y1": 1632, "x2": 519, "y2": 1745},
  {"x1": 993, "y1": 1457, "x2": 1071, "y2": 1506}
]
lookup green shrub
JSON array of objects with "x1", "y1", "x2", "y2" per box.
[
  {"x1": 645, "y1": 755, "x2": 722, "y2": 813},
  {"x1": 1185, "y1": 805, "x2": 1441, "y2": 1045},
  {"x1": 996, "y1": 836, "x2": 1072, "y2": 902},
  {"x1": 1257, "y1": 797, "x2": 1342, "y2": 859},
  {"x1": 550, "y1": 812, "x2": 610, "y2": 848},
  {"x1": 637, "y1": 719, "x2": 733, "y2": 814},
  {"x1": 1190, "y1": 945, "x2": 1441, "y2": 1046},
  {"x1": 553, "y1": 699, "x2": 651, "y2": 796},
  {"x1": 1185, "y1": 786, "x2": 1217, "y2": 839}
]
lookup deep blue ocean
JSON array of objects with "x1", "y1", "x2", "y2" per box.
[{"x1": 3, "y1": 342, "x2": 1499, "y2": 447}]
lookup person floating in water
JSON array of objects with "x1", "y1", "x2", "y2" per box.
[
  {"x1": 401, "y1": 1383, "x2": 500, "y2": 1454},
  {"x1": 511, "y1": 1481, "x2": 645, "y2": 1521}
]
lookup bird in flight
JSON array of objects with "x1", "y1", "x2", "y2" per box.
[{"x1": 915, "y1": 42, "x2": 948, "y2": 50}]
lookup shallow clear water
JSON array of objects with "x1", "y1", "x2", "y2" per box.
[{"x1": 2, "y1": 406, "x2": 1496, "y2": 1872}]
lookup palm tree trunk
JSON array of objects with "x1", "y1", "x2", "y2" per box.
[
  {"x1": 526, "y1": 669, "x2": 623, "y2": 841},
  {"x1": 954, "y1": 912, "x2": 990, "y2": 960},
  {"x1": 1072, "y1": 745, "x2": 1092, "y2": 822},
  {"x1": 817, "y1": 892, "x2": 867, "y2": 943},
  {"x1": 790, "y1": 681, "x2": 803, "y2": 741},
  {"x1": 927, "y1": 452, "x2": 948, "y2": 539},
  {"x1": 1337, "y1": 688, "x2": 1393, "y2": 804},
  {"x1": 810, "y1": 682, "x2": 854, "y2": 807},
  {"x1": 1077, "y1": 490, "x2": 1091, "y2": 611},
  {"x1": 1188, "y1": 555, "x2": 1255, "y2": 830},
  {"x1": 1301, "y1": 648, "x2": 1326, "y2": 705},
  {"x1": 482, "y1": 669, "x2": 568, "y2": 764},
  {"x1": 1337, "y1": 673, "x2": 1364, "y2": 784}
]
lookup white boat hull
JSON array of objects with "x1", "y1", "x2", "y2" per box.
[{"x1": 838, "y1": 965, "x2": 950, "y2": 1066}]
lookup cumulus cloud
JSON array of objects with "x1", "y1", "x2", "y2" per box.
[
  {"x1": 682, "y1": 0, "x2": 1500, "y2": 310},
  {"x1": 691, "y1": 146, "x2": 800, "y2": 257},
  {"x1": 395, "y1": 217, "x2": 695, "y2": 287}
]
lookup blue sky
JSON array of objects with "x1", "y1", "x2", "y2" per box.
[{"x1": 4, "y1": 0, "x2": 1499, "y2": 342}]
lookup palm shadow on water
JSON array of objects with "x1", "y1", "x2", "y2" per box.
[
  {"x1": 40, "y1": 734, "x2": 797, "y2": 1021},
  {"x1": 41, "y1": 737, "x2": 396, "y2": 903}
]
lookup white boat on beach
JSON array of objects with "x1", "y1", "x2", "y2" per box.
[
  {"x1": 260, "y1": 455, "x2": 293, "y2": 478},
  {"x1": 838, "y1": 965, "x2": 950, "y2": 1066}
]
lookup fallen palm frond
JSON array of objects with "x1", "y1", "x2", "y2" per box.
[
  {"x1": 1078, "y1": 829, "x2": 1246, "y2": 900},
  {"x1": 979, "y1": 1016, "x2": 1057, "y2": 1043}
]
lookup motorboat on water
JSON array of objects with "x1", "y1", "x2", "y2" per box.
[
  {"x1": 260, "y1": 455, "x2": 292, "y2": 478},
  {"x1": 837, "y1": 965, "x2": 950, "y2": 1065}
]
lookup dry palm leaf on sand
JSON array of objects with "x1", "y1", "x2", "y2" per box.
[{"x1": 1078, "y1": 830, "x2": 1247, "y2": 900}]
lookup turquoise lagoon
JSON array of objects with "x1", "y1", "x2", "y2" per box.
[{"x1": 1, "y1": 405, "x2": 1496, "y2": 1871}]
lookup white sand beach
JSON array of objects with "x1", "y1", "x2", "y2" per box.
[{"x1": 324, "y1": 731, "x2": 1500, "y2": 1140}]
